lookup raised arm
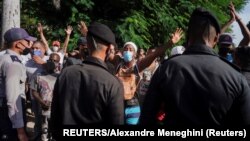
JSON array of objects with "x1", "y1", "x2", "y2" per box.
[
  {"x1": 220, "y1": 5, "x2": 236, "y2": 33},
  {"x1": 137, "y1": 28, "x2": 183, "y2": 72},
  {"x1": 61, "y1": 25, "x2": 73, "y2": 54},
  {"x1": 37, "y1": 23, "x2": 52, "y2": 55},
  {"x1": 78, "y1": 21, "x2": 88, "y2": 37},
  {"x1": 230, "y1": 2, "x2": 250, "y2": 46}
]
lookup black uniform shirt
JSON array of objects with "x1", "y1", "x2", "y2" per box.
[
  {"x1": 140, "y1": 44, "x2": 250, "y2": 126},
  {"x1": 241, "y1": 66, "x2": 250, "y2": 87},
  {"x1": 50, "y1": 56, "x2": 124, "y2": 128}
]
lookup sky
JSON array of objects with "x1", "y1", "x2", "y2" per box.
[{"x1": 231, "y1": 1, "x2": 250, "y2": 46}]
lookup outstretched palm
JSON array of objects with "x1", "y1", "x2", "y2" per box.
[
  {"x1": 171, "y1": 28, "x2": 183, "y2": 44},
  {"x1": 65, "y1": 25, "x2": 73, "y2": 35},
  {"x1": 37, "y1": 23, "x2": 43, "y2": 33},
  {"x1": 78, "y1": 21, "x2": 88, "y2": 36}
]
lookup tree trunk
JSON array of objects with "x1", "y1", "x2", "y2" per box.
[{"x1": 1, "y1": 0, "x2": 20, "y2": 48}]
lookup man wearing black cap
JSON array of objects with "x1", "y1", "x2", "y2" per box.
[
  {"x1": 50, "y1": 22, "x2": 124, "y2": 137},
  {"x1": 140, "y1": 8, "x2": 250, "y2": 126},
  {"x1": 0, "y1": 28, "x2": 37, "y2": 141}
]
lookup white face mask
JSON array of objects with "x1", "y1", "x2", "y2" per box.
[{"x1": 52, "y1": 46, "x2": 59, "y2": 52}]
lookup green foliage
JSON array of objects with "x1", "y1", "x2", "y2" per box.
[
  {"x1": 116, "y1": 10, "x2": 154, "y2": 49},
  {"x1": 20, "y1": 0, "x2": 94, "y2": 51},
  {"x1": 2, "y1": 0, "x2": 247, "y2": 51}
]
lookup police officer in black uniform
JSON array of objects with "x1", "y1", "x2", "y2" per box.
[
  {"x1": 0, "y1": 28, "x2": 36, "y2": 140},
  {"x1": 50, "y1": 22, "x2": 124, "y2": 138},
  {"x1": 140, "y1": 8, "x2": 250, "y2": 126}
]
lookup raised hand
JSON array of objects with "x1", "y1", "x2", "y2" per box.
[
  {"x1": 65, "y1": 25, "x2": 73, "y2": 35},
  {"x1": 37, "y1": 23, "x2": 43, "y2": 33},
  {"x1": 78, "y1": 21, "x2": 88, "y2": 36},
  {"x1": 171, "y1": 28, "x2": 183, "y2": 44},
  {"x1": 229, "y1": 2, "x2": 240, "y2": 20},
  {"x1": 33, "y1": 55, "x2": 46, "y2": 65},
  {"x1": 229, "y1": 4, "x2": 236, "y2": 22}
]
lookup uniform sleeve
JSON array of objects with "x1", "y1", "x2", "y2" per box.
[
  {"x1": 4, "y1": 62, "x2": 25, "y2": 128},
  {"x1": 108, "y1": 79, "x2": 124, "y2": 125},
  {"x1": 139, "y1": 65, "x2": 164, "y2": 125}
]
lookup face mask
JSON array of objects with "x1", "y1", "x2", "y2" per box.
[
  {"x1": 33, "y1": 50, "x2": 42, "y2": 56},
  {"x1": 22, "y1": 48, "x2": 30, "y2": 55},
  {"x1": 46, "y1": 60, "x2": 60, "y2": 73},
  {"x1": 52, "y1": 46, "x2": 59, "y2": 52},
  {"x1": 123, "y1": 51, "x2": 133, "y2": 62},
  {"x1": 226, "y1": 53, "x2": 233, "y2": 63}
]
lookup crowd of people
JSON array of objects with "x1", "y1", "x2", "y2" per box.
[{"x1": 0, "y1": 2, "x2": 250, "y2": 141}]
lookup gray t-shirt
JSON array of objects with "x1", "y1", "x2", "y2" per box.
[{"x1": 30, "y1": 73, "x2": 58, "y2": 116}]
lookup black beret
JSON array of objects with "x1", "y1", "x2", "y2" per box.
[
  {"x1": 191, "y1": 7, "x2": 221, "y2": 34},
  {"x1": 88, "y1": 22, "x2": 116, "y2": 45}
]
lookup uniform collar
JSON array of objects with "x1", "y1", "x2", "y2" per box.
[
  {"x1": 6, "y1": 49, "x2": 22, "y2": 60},
  {"x1": 83, "y1": 56, "x2": 109, "y2": 71},
  {"x1": 184, "y1": 44, "x2": 218, "y2": 56}
]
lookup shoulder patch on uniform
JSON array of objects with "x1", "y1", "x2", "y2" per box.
[{"x1": 10, "y1": 55, "x2": 21, "y2": 63}]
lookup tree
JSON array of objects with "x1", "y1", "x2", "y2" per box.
[
  {"x1": 1, "y1": 0, "x2": 20, "y2": 48},
  {"x1": 1, "y1": 0, "x2": 248, "y2": 50}
]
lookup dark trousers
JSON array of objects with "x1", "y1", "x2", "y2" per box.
[{"x1": 0, "y1": 98, "x2": 26, "y2": 141}]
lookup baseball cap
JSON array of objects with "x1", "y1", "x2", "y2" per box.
[
  {"x1": 218, "y1": 34, "x2": 233, "y2": 45},
  {"x1": 77, "y1": 37, "x2": 87, "y2": 46},
  {"x1": 123, "y1": 42, "x2": 138, "y2": 53},
  {"x1": 88, "y1": 22, "x2": 116, "y2": 45},
  {"x1": 170, "y1": 46, "x2": 185, "y2": 56},
  {"x1": 52, "y1": 41, "x2": 61, "y2": 47},
  {"x1": 4, "y1": 28, "x2": 37, "y2": 43}
]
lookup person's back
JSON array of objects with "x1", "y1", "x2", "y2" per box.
[
  {"x1": 155, "y1": 47, "x2": 249, "y2": 126},
  {"x1": 140, "y1": 7, "x2": 250, "y2": 126},
  {"x1": 53, "y1": 59, "x2": 123, "y2": 125},
  {"x1": 50, "y1": 22, "x2": 124, "y2": 137}
]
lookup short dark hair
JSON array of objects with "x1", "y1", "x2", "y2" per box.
[
  {"x1": 33, "y1": 40, "x2": 46, "y2": 48},
  {"x1": 50, "y1": 53, "x2": 61, "y2": 62},
  {"x1": 187, "y1": 8, "x2": 220, "y2": 42}
]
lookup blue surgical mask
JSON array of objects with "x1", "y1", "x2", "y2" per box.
[
  {"x1": 123, "y1": 51, "x2": 133, "y2": 62},
  {"x1": 226, "y1": 53, "x2": 233, "y2": 63},
  {"x1": 33, "y1": 50, "x2": 42, "y2": 56}
]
